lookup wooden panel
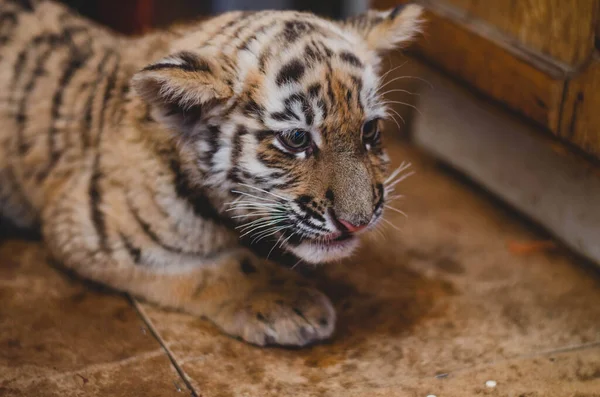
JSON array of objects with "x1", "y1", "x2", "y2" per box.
[
  {"x1": 559, "y1": 55, "x2": 600, "y2": 158},
  {"x1": 442, "y1": 0, "x2": 599, "y2": 67},
  {"x1": 413, "y1": 9, "x2": 565, "y2": 132},
  {"x1": 597, "y1": 7, "x2": 600, "y2": 48}
]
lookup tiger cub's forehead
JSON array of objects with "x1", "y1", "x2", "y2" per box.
[{"x1": 233, "y1": 13, "x2": 383, "y2": 139}]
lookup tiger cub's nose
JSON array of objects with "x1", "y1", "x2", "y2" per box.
[{"x1": 337, "y1": 218, "x2": 369, "y2": 233}]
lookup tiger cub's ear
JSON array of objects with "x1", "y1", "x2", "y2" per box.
[
  {"x1": 343, "y1": 4, "x2": 424, "y2": 53},
  {"x1": 132, "y1": 51, "x2": 234, "y2": 133}
]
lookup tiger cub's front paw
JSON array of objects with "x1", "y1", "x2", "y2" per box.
[{"x1": 214, "y1": 286, "x2": 335, "y2": 347}]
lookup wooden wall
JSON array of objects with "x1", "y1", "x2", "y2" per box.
[
  {"x1": 442, "y1": 0, "x2": 598, "y2": 67},
  {"x1": 374, "y1": 0, "x2": 600, "y2": 160}
]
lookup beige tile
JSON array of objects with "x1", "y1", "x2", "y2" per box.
[
  {"x1": 358, "y1": 346, "x2": 600, "y2": 397},
  {"x1": 1, "y1": 354, "x2": 187, "y2": 397},
  {"x1": 177, "y1": 346, "x2": 600, "y2": 397},
  {"x1": 0, "y1": 240, "x2": 185, "y2": 395},
  {"x1": 139, "y1": 142, "x2": 600, "y2": 396}
]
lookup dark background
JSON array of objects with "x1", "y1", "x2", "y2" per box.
[{"x1": 59, "y1": 0, "x2": 358, "y2": 35}]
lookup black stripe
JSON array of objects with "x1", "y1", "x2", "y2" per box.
[
  {"x1": 283, "y1": 92, "x2": 310, "y2": 124},
  {"x1": 168, "y1": 156, "x2": 236, "y2": 229},
  {"x1": 9, "y1": 46, "x2": 28, "y2": 95},
  {"x1": 230, "y1": 11, "x2": 273, "y2": 52},
  {"x1": 351, "y1": 75, "x2": 363, "y2": 111},
  {"x1": 82, "y1": 50, "x2": 114, "y2": 148},
  {"x1": 203, "y1": 125, "x2": 220, "y2": 167},
  {"x1": 317, "y1": 99, "x2": 328, "y2": 121},
  {"x1": 374, "y1": 183, "x2": 385, "y2": 212},
  {"x1": 308, "y1": 83, "x2": 321, "y2": 98},
  {"x1": 295, "y1": 197, "x2": 326, "y2": 223},
  {"x1": 326, "y1": 70, "x2": 336, "y2": 105},
  {"x1": 264, "y1": 144, "x2": 296, "y2": 162},
  {"x1": 282, "y1": 20, "x2": 316, "y2": 43},
  {"x1": 258, "y1": 48, "x2": 271, "y2": 74},
  {"x1": 142, "y1": 51, "x2": 211, "y2": 73},
  {"x1": 120, "y1": 233, "x2": 142, "y2": 264},
  {"x1": 267, "y1": 178, "x2": 299, "y2": 191},
  {"x1": 15, "y1": 35, "x2": 61, "y2": 155},
  {"x1": 339, "y1": 51, "x2": 363, "y2": 68},
  {"x1": 243, "y1": 99, "x2": 265, "y2": 122},
  {"x1": 229, "y1": 11, "x2": 258, "y2": 39},
  {"x1": 389, "y1": 4, "x2": 407, "y2": 20},
  {"x1": 86, "y1": 50, "x2": 119, "y2": 252},
  {"x1": 325, "y1": 189, "x2": 334, "y2": 202},
  {"x1": 303, "y1": 102, "x2": 314, "y2": 126},
  {"x1": 127, "y1": 199, "x2": 193, "y2": 254},
  {"x1": 276, "y1": 59, "x2": 305, "y2": 86},
  {"x1": 255, "y1": 130, "x2": 274, "y2": 142},
  {"x1": 304, "y1": 42, "x2": 325, "y2": 62},
  {"x1": 96, "y1": 53, "x2": 120, "y2": 146},
  {"x1": 197, "y1": 15, "x2": 244, "y2": 51},
  {"x1": 38, "y1": 50, "x2": 91, "y2": 181},
  {"x1": 116, "y1": 81, "x2": 131, "y2": 124},
  {"x1": 89, "y1": 155, "x2": 108, "y2": 251},
  {"x1": 227, "y1": 126, "x2": 247, "y2": 183},
  {"x1": 292, "y1": 214, "x2": 330, "y2": 234},
  {"x1": 0, "y1": 12, "x2": 17, "y2": 49},
  {"x1": 237, "y1": 22, "x2": 269, "y2": 51},
  {"x1": 289, "y1": 213, "x2": 331, "y2": 235},
  {"x1": 321, "y1": 44, "x2": 333, "y2": 58},
  {"x1": 270, "y1": 110, "x2": 299, "y2": 122}
]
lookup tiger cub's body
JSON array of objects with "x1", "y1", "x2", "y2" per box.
[{"x1": 0, "y1": 0, "x2": 422, "y2": 346}]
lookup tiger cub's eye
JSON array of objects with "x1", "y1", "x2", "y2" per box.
[
  {"x1": 277, "y1": 130, "x2": 312, "y2": 153},
  {"x1": 362, "y1": 119, "x2": 380, "y2": 146}
]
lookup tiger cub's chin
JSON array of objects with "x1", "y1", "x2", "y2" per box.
[{"x1": 288, "y1": 236, "x2": 361, "y2": 264}]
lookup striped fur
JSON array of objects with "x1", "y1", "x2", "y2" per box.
[{"x1": 0, "y1": 0, "x2": 423, "y2": 346}]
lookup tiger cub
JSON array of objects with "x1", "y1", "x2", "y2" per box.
[{"x1": 0, "y1": 0, "x2": 423, "y2": 346}]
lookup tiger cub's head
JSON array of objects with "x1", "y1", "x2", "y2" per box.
[{"x1": 132, "y1": 5, "x2": 423, "y2": 264}]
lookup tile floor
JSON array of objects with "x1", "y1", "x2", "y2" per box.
[{"x1": 1, "y1": 141, "x2": 599, "y2": 397}]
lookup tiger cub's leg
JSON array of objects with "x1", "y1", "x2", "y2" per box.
[{"x1": 41, "y1": 178, "x2": 335, "y2": 346}]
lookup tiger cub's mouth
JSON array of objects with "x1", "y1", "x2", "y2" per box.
[{"x1": 280, "y1": 229, "x2": 361, "y2": 264}]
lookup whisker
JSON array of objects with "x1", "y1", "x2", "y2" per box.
[
  {"x1": 378, "y1": 75, "x2": 434, "y2": 91},
  {"x1": 239, "y1": 223, "x2": 281, "y2": 239},
  {"x1": 386, "y1": 111, "x2": 402, "y2": 131},
  {"x1": 378, "y1": 61, "x2": 408, "y2": 85},
  {"x1": 231, "y1": 189, "x2": 281, "y2": 203},
  {"x1": 252, "y1": 225, "x2": 291, "y2": 244},
  {"x1": 291, "y1": 258, "x2": 304, "y2": 270},
  {"x1": 385, "y1": 205, "x2": 407, "y2": 218},
  {"x1": 385, "y1": 161, "x2": 412, "y2": 184},
  {"x1": 226, "y1": 200, "x2": 284, "y2": 208},
  {"x1": 237, "y1": 217, "x2": 287, "y2": 234},
  {"x1": 386, "y1": 107, "x2": 406, "y2": 126},
  {"x1": 237, "y1": 216, "x2": 284, "y2": 232},
  {"x1": 236, "y1": 214, "x2": 284, "y2": 227},
  {"x1": 280, "y1": 230, "x2": 296, "y2": 248},
  {"x1": 231, "y1": 212, "x2": 279, "y2": 219},
  {"x1": 385, "y1": 194, "x2": 405, "y2": 202},
  {"x1": 381, "y1": 218, "x2": 403, "y2": 233},
  {"x1": 386, "y1": 171, "x2": 415, "y2": 189},
  {"x1": 381, "y1": 100, "x2": 423, "y2": 116},
  {"x1": 238, "y1": 183, "x2": 289, "y2": 202},
  {"x1": 226, "y1": 205, "x2": 286, "y2": 212},
  {"x1": 380, "y1": 88, "x2": 420, "y2": 97},
  {"x1": 227, "y1": 203, "x2": 285, "y2": 208},
  {"x1": 370, "y1": 224, "x2": 387, "y2": 241},
  {"x1": 267, "y1": 234, "x2": 285, "y2": 259}
]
